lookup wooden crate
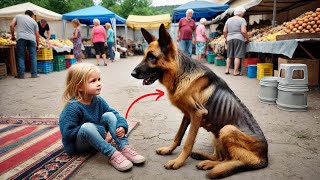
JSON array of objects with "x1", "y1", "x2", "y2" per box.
[
  {"x1": 278, "y1": 57, "x2": 319, "y2": 87},
  {"x1": 276, "y1": 33, "x2": 320, "y2": 41},
  {"x1": 0, "y1": 63, "x2": 7, "y2": 79}
]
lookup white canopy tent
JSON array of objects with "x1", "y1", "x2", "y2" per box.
[
  {"x1": 0, "y1": 2, "x2": 62, "y2": 20},
  {"x1": 0, "y1": 2, "x2": 63, "y2": 38}
]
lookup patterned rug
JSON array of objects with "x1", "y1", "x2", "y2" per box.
[{"x1": 0, "y1": 118, "x2": 139, "y2": 180}]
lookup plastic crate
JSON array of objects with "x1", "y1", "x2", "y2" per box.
[
  {"x1": 65, "y1": 54, "x2": 74, "y2": 59},
  {"x1": 215, "y1": 59, "x2": 226, "y2": 66},
  {"x1": 257, "y1": 63, "x2": 273, "y2": 80},
  {"x1": 65, "y1": 58, "x2": 77, "y2": 68},
  {"x1": 53, "y1": 55, "x2": 66, "y2": 71},
  {"x1": 37, "y1": 48, "x2": 53, "y2": 60},
  {"x1": 242, "y1": 58, "x2": 260, "y2": 67},
  {"x1": 37, "y1": 60, "x2": 53, "y2": 74},
  {"x1": 207, "y1": 54, "x2": 216, "y2": 64}
]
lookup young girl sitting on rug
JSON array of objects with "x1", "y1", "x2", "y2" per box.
[{"x1": 59, "y1": 63, "x2": 145, "y2": 171}]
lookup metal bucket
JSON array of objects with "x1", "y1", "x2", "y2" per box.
[
  {"x1": 276, "y1": 83, "x2": 309, "y2": 112},
  {"x1": 259, "y1": 77, "x2": 279, "y2": 104}
]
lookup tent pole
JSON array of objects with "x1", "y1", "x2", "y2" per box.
[
  {"x1": 87, "y1": 25, "x2": 89, "y2": 39},
  {"x1": 62, "y1": 20, "x2": 66, "y2": 39},
  {"x1": 272, "y1": 0, "x2": 277, "y2": 27},
  {"x1": 125, "y1": 25, "x2": 128, "y2": 47}
]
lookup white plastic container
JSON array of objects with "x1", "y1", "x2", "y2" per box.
[{"x1": 115, "y1": 51, "x2": 120, "y2": 61}]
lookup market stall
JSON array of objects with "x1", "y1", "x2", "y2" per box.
[
  {"x1": 62, "y1": 5, "x2": 127, "y2": 58},
  {"x1": 126, "y1": 14, "x2": 171, "y2": 55},
  {"x1": 0, "y1": 2, "x2": 63, "y2": 76},
  {"x1": 208, "y1": 7, "x2": 320, "y2": 87},
  {"x1": 172, "y1": 0, "x2": 229, "y2": 23}
]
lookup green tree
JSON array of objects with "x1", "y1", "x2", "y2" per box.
[
  {"x1": 68, "y1": 0, "x2": 93, "y2": 11},
  {"x1": 102, "y1": 0, "x2": 116, "y2": 8},
  {"x1": 46, "y1": 0, "x2": 71, "y2": 14},
  {"x1": 118, "y1": 0, "x2": 153, "y2": 18}
]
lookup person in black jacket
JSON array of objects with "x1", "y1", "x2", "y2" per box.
[{"x1": 37, "y1": 19, "x2": 51, "y2": 40}]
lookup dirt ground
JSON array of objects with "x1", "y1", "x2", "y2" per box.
[{"x1": 0, "y1": 56, "x2": 319, "y2": 180}]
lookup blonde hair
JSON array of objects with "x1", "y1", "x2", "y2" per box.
[
  {"x1": 93, "y1": 18, "x2": 100, "y2": 25},
  {"x1": 105, "y1": 23, "x2": 112, "y2": 29},
  {"x1": 62, "y1": 63, "x2": 100, "y2": 104},
  {"x1": 71, "y1": 18, "x2": 80, "y2": 26}
]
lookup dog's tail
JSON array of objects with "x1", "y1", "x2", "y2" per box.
[{"x1": 206, "y1": 159, "x2": 268, "y2": 179}]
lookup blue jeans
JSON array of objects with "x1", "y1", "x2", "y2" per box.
[
  {"x1": 179, "y1": 39, "x2": 193, "y2": 57},
  {"x1": 76, "y1": 112, "x2": 128, "y2": 157},
  {"x1": 107, "y1": 42, "x2": 115, "y2": 60},
  {"x1": 16, "y1": 39, "x2": 37, "y2": 76}
]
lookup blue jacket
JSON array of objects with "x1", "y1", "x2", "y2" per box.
[{"x1": 59, "y1": 96, "x2": 128, "y2": 155}]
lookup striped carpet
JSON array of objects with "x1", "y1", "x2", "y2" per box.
[{"x1": 0, "y1": 118, "x2": 139, "y2": 179}]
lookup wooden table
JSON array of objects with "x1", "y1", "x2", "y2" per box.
[{"x1": 0, "y1": 45, "x2": 17, "y2": 76}]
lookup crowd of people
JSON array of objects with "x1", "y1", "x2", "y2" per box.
[
  {"x1": 177, "y1": 7, "x2": 249, "y2": 76},
  {"x1": 10, "y1": 7, "x2": 249, "y2": 79},
  {"x1": 10, "y1": 10, "x2": 116, "y2": 78}
]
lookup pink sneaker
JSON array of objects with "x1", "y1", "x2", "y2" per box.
[
  {"x1": 109, "y1": 151, "x2": 133, "y2": 171},
  {"x1": 121, "y1": 145, "x2": 146, "y2": 164}
]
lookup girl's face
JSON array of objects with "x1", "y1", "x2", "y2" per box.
[
  {"x1": 72, "y1": 23, "x2": 77, "y2": 28},
  {"x1": 79, "y1": 70, "x2": 102, "y2": 96}
]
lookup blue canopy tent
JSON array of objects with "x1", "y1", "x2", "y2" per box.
[
  {"x1": 172, "y1": 1, "x2": 229, "y2": 23},
  {"x1": 62, "y1": 5, "x2": 127, "y2": 46},
  {"x1": 62, "y1": 5, "x2": 125, "y2": 25}
]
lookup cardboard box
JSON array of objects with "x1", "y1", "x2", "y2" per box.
[{"x1": 278, "y1": 57, "x2": 319, "y2": 86}]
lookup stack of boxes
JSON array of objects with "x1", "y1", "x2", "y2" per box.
[
  {"x1": 36, "y1": 48, "x2": 53, "y2": 74},
  {"x1": 241, "y1": 58, "x2": 260, "y2": 76},
  {"x1": 53, "y1": 55, "x2": 66, "y2": 72},
  {"x1": 65, "y1": 55, "x2": 77, "y2": 68}
]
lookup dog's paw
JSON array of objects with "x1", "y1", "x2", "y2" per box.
[
  {"x1": 156, "y1": 147, "x2": 173, "y2": 155},
  {"x1": 196, "y1": 160, "x2": 217, "y2": 170},
  {"x1": 164, "y1": 159, "x2": 183, "y2": 170}
]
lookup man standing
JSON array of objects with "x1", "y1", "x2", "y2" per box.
[
  {"x1": 10, "y1": 10, "x2": 39, "y2": 79},
  {"x1": 37, "y1": 19, "x2": 51, "y2": 40},
  {"x1": 177, "y1": 9, "x2": 196, "y2": 57}
]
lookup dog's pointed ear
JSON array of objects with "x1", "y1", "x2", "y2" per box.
[
  {"x1": 158, "y1": 24, "x2": 172, "y2": 52},
  {"x1": 141, "y1": 28, "x2": 156, "y2": 44}
]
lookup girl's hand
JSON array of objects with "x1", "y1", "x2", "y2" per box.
[{"x1": 116, "y1": 127, "x2": 125, "y2": 138}]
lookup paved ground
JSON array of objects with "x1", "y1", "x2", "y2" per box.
[{"x1": 0, "y1": 56, "x2": 319, "y2": 180}]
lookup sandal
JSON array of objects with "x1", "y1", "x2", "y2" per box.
[
  {"x1": 225, "y1": 72, "x2": 230, "y2": 75},
  {"x1": 104, "y1": 63, "x2": 108, "y2": 66},
  {"x1": 233, "y1": 73, "x2": 242, "y2": 76}
]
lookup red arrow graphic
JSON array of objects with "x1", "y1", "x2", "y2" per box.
[{"x1": 125, "y1": 89, "x2": 164, "y2": 119}]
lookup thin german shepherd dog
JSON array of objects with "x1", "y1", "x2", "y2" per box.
[{"x1": 131, "y1": 24, "x2": 268, "y2": 179}]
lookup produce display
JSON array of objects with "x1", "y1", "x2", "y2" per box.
[
  {"x1": 250, "y1": 26, "x2": 286, "y2": 42},
  {"x1": 82, "y1": 39, "x2": 93, "y2": 45},
  {"x1": 38, "y1": 37, "x2": 73, "y2": 49},
  {"x1": 0, "y1": 33, "x2": 15, "y2": 45},
  {"x1": 283, "y1": 8, "x2": 320, "y2": 34},
  {"x1": 209, "y1": 7, "x2": 320, "y2": 51},
  {"x1": 0, "y1": 38, "x2": 16, "y2": 45}
]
